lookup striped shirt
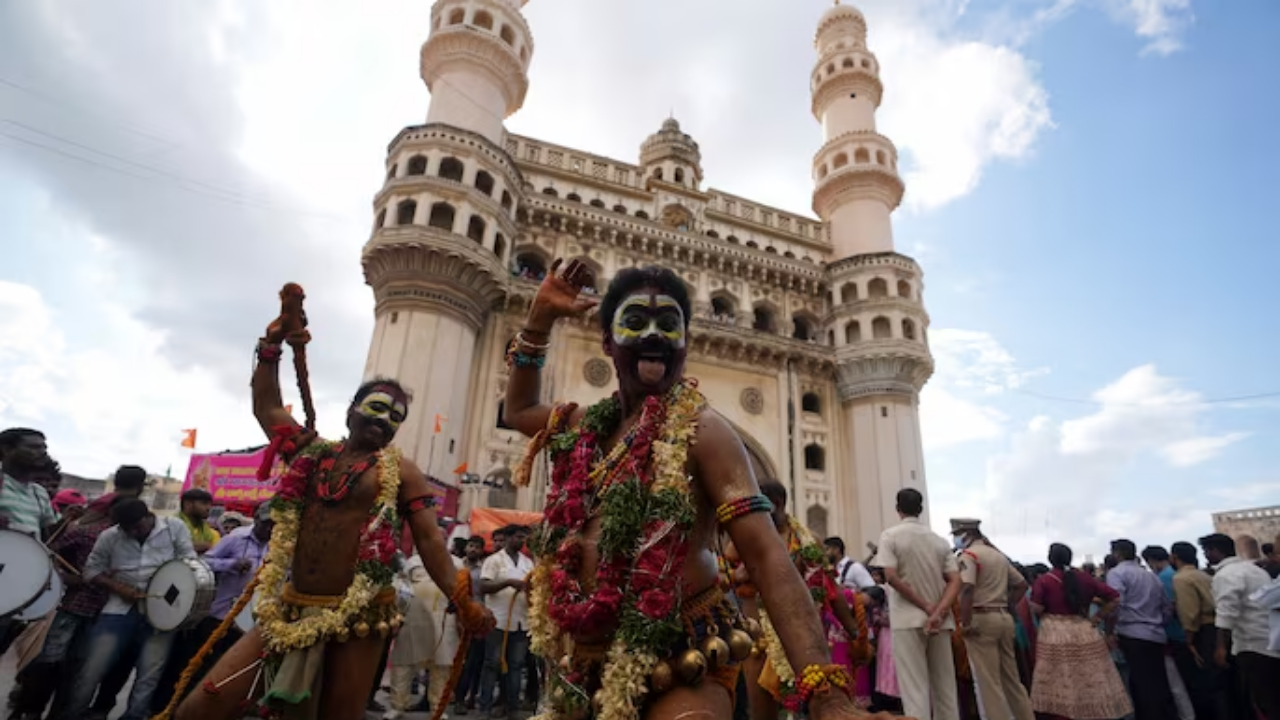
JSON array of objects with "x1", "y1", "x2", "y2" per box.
[{"x1": 0, "y1": 473, "x2": 56, "y2": 536}]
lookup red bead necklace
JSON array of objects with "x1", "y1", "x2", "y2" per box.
[{"x1": 314, "y1": 442, "x2": 378, "y2": 504}]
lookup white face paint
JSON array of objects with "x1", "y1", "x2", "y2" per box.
[
  {"x1": 610, "y1": 292, "x2": 686, "y2": 349},
  {"x1": 356, "y1": 391, "x2": 408, "y2": 431}
]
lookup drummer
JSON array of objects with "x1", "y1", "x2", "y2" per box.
[
  {"x1": 151, "y1": 502, "x2": 275, "y2": 713},
  {"x1": 0, "y1": 427, "x2": 57, "y2": 655},
  {"x1": 54, "y1": 497, "x2": 198, "y2": 720}
]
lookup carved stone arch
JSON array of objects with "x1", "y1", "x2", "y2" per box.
[
  {"x1": 660, "y1": 203, "x2": 695, "y2": 232},
  {"x1": 726, "y1": 421, "x2": 778, "y2": 484},
  {"x1": 709, "y1": 288, "x2": 739, "y2": 320},
  {"x1": 806, "y1": 504, "x2": 829, "y2": 540}
]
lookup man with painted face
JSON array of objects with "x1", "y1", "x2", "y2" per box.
[
  {"x1": 171, "y1": 293, "x2": 494, "y2": 720},
  {"x1": 504, "y1": 260, "x2": 880, "y2": 720}
]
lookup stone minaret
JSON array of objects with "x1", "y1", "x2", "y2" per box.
[
  {"x1": 360, "y1": 0, "x2": 532, "y2": 476},
  {"x1": 812, "y1": 3, "x2": 935, "y2": 546}
]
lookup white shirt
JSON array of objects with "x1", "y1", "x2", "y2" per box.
[
  {"x1": 874, "y1": 516, "x2": 958, "y2": 630},
  {"x1": 1249, "y1": 575, "x2": 1280, "y2": 653},
  {"x1": 481, "y1": 549, "x2": 535, "y2": 632},
  {"x1": 836, "y1": 557, "x2": 876, "y2": 590},
  {"x1": 1211, "y1": 556, "x2": 1279, "y2": 658},
  {"x1": 85, "y1": 516, "x2": 196, "y2": 615}
]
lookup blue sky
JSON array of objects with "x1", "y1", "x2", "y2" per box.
[{"x1": 0, "y1": 0, "x2": 1275, "y2": 562}]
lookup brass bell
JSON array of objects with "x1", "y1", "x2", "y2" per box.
[
  {"x1": 376, "y1": 621, "x2": 391, "y2": 638},
  {"x1": 749, "y1": 645, "x2": 761, "y2": 658},
  {"x1": 676, "y1": 649, "x2": 707, "y2": 685},
  {"x1": 649, "y1": 660, "x2": 675, "y2": 694},
  {"x1": 354, "y1": 621, "x2": 371, "y2": 639},
  {"x1": 700, "y1": 634, "x2": 731, "y2": 673},
  {"x1": 744, "y1": 618, "x2": 762, "y2": 639},
  {"x1": 728, "y1": 629, "x2": 755, "y2": 662},
  {"x1": 389, "y1": 614, "x2": 404, "y2": 629}
]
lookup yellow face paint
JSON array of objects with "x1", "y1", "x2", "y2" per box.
[
  {"x1": 611, "y1": 293, "x2": 686, "y2": 349},
  {"x1": 356, "y1": 391, "x2": 407, "y2": 431}
]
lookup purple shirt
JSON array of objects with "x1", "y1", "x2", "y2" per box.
[
  {"x1": 1107, "y1": 560, "x2": 1172, "y2": 644},
  {"x1": 204, "y1": 527, "x2": 269, "y2": 619}
]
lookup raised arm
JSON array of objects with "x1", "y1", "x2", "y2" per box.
[
  {"x1": 503, "y1": 259, "x2": 599, "y2": 437},
  {"x1": 253, "y1": 284, "x2": 309, "y2": 438},
  {"x1": 693, "y1": 410, "x2": 852, "y2": 714}
]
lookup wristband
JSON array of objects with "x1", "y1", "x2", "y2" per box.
[
  {"x1": 256, "y1": 340, "x2": 283, "y2": 363},
  {"x1": 715, "y1": 495, "x2": 774, "y2": 525}
]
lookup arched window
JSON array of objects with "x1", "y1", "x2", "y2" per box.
[
  {"x1": 385, "y1": 164, "x2": 397, "y2": 181},
  {"x1": 861, "y1": 58, "x2": 871, "y2": 69},
  {"x1": 466, "y1": 215, "x2": 486, "y2": 242},
  {"x1": 494, "y1": 233, "x2": 506, "y2": 261},
  {"x1": 845, "y1": 321, "x2": 861, "y2": 344},
  {"x1": 804, "y1": 444, "x2": 825, "y2": 471},
  {"x1": 406, "y1": 155, "x2": 427, "y2": 176},
  {"x1": 472, "y1": 10, "x2": 493, "y2": 29},
  {"x1": 448, "y1": 8, "x2": 465, "y2": 25},
  {"x1": 765, "y1": 246, "x2": 778, "y2": 254},
  {"x1": 854, "y1": 147, "x2": 871, "y2": 164},
  {"x1": 902, "y1": 318, "x2": 917, "y2": 340},
  {"x1": 818, "y1": 164, "x2": 829, "y2": 179},
  {"x1": 727, "y1": 235, "x2": 740, "y2": 244},
  {"x1": 500, "y1": 191, "x2": 513, "y2": 210},
  {"x1": 826, "y1": 63, "x2": 836, "y2": 75},
  {"x1": 745, "y1": 240, "x2": 759, "y2": 249},
  {"x1": 872, "y1": 316, "x2": 891, "y2": 339},
  {"x1": 635, "y1": 210, "x2": 649, "y2": 220},
  {"x1": 801, "y1": 392, "x2": 821, "y2": 414},
  {"x1": 612, "y1": 204, "x2": 627, "y2": 214},
  {"x1": 841, "y1": 283, "x2": 858, "y2": 303},
  {"x1": 876, "y1": 150, "x2": 887, "y2": 166},
  {"x1": 438, "y1": 157, "x2": 465, "y2": 181},
  {"x1": 653, "y1": 168, "x2": 664, "y2": 181},
  {"x1": 833, "y1": 153, "x2": 849, "y2": 169},
  {"x1": 674, "y1": 168, "x2": 685, "y2": 184},
  {"x1": 784, "y1": 251, "x2": 796, "y2": 259},
  {"x1": 792, "y1": 316, "x2": 814, "y2": 341},
  {"x1": 842, "y1": 58, "x2": 854, "y2": 69},
  {"x1": 514, "y1": 252, "x2": 547, "y2": 280},
  {"x1": 474, "y1": 171, "x2": 495, "y2": 196},
  {"x1": 589, "y1": 199, "x2": 606, "y2": 208},
  {"x1": 375, "y1": 208, "x2": 387, "y2": 228},
  {"x1": 868, "y1": 278, "x2": 888, "y2": 298},
  {"x1": 566, "y1": 192, "x2": 581, "y2": 202},
  {"x1": 427, "y1": 202, "x2": 455, "y2": 231},
  {"x1": 897, "y1": 280, "x2": 911, "y2": 299},
  {"x1": 542, "y1": 187, "x2": 559, "y2": 197},
  {"x1": 710, "y1": 296, "x2": 735, "y2": 322},
  {"x1": 753, "y1": 307, "x2": 775, "y2": 333},
  {"x1": 396, "y1": 199, "x2": 417, "y2": 225},
  {"x1": 706, "y1": 230, "x2": 719, "y2": 239},
  {"x1": 499, "y1": 25, "x2": 515, "y2": 45}
]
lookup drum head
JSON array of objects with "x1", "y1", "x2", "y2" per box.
[
  {"x1": 0, "y1": 531, "x2": 53, "y2": 618},
  {"x1": 146, "y1": 559, "x2": 199, "y2": 631},
  {"x1": 16, "y1": 570, "x2": 64, "y2": 621}
]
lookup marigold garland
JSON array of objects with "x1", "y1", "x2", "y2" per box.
[{"x1": 526, "y1": 379, "x2": 705, "y2": 720}]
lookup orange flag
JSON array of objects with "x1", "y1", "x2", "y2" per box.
[
  {"x1": 284, "y1": 404, "x2": 294, "y2": 416},
  {"x1": 453, "y1": 462, "x2": 468, "y2": 475},
  {"x1": 434, "y1": 414, "x2": 447, "y2": 434},
  {"x1": 180, "y1": 429, "x2": 197, "y2": 449}
]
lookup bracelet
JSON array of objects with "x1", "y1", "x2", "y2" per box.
[
  {"x1": 715, "y1": 495, "x2": 774, "y2": 525},
  {"x1": 505, "y1": 338, "x2": 547, "y2": 370},
  {"x1": 256, "y1": 340, "x2": 283, "y2": 363},
  {"x1": 795, "y1": 664, "x2": 851, "y2": 707},
  {"x1": 400, "y1": 494, "x2": 437, "y2": 517},
  {"x1": 516, "y1": 331, "x2": 551, "y2": 351}
]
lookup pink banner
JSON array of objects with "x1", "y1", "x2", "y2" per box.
[{"x1": 183, "y1": 450, "x2": 282, "y2": 506}]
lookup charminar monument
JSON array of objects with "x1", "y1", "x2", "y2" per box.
[{"x1": 360, "y1": 0, "x2": 935, "y2": 551}]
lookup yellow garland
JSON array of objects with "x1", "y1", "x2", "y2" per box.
[
  {"x1": 760, "y1": 609, "x2": 795, "y2": 685},
  {"x1": 526, "y1": 382, "x2": 705, "y2": 720},
  {"x1": 255, "y1": 447, "x2": 402, "y2": 654}
]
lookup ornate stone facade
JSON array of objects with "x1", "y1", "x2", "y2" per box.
[{"x1": 360, "y1": 0, "x2": 935, "y2": 549}]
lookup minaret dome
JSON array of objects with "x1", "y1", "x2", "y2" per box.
[{"x1": 639, "y1": 117, "x2": 703, "y2": 191}]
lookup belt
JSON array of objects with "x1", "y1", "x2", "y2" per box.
[{"x1": 973, "y1": 606, "x2": 1008, "y2": 614}]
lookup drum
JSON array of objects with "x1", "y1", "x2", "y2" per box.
[
  {"x1": 234, "y1": 588, "x2": 259, "y2": 632},
  {"x1": 16, "y1": 569, "x2": 64, "y2": 621},
  {"x1": 0, "y1": 529, "x2": 54, "y2": 619},
  {"x1": 144, "y1": 558, "x2": 215, "y2": 631}
]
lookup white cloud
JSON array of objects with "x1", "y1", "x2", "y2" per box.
[
  {"x1": 920, "y1": 328, "x2": 1042, "y2": 450},
  {"x1": 1162, "y1": 433, "x2": 1251, "y2": 467},
  {"x1": 1102, "y1": 0, "x2": 1195, "y2": 56},
  {"x1": 1209, "y1": 481, "x2": 1280, "y2": 505}
]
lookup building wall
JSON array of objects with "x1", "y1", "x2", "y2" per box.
[{"x1": 1212, "y1": 506, "x2": 1280, "y2": 548}]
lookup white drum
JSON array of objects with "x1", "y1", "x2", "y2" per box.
[
  {"x1": 144, "y1": 558, "x2": 215, "y2": 632},
  {"x1": 234, "y1": 588, "x2": 259, "y2": 632},
  {"x1": 16, "y1": 569, "x2": 64, "y2": 621},
  {"x1": 0, "y1": 529, "x2": 54, "y2": 619}
]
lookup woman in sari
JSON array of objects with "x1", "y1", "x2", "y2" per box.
[{"x1": 1030, "y1": 543, "x2": 1133, "y2": 720}]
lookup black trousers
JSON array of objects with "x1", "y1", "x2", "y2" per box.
[
  {"x1": 453, "y1": 638, "x2": 486, "y2": 705},
  {"x1": 150, "y1": 616, "x2": 244, "y2": 713},
  {"x1": 1238, "y1": 651, "x2": 1280, "y2": 720},
  {"x1": 1118, "y1": 635, "x2": 1177, "y2": 720}
]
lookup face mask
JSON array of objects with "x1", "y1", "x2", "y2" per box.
[
  {"x1": 953, "y1": 535, "x2": 966, "y2": 551},
  {"x1": 356, "y1": 390, "x2": 408, "y2": 432}
]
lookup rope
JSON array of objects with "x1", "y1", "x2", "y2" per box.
[
  {"x1": 498, "y1": 568, "x2": 532, "y2": 674},
  {"x1": 153, "y1": 564, "x2": 265, "y2": 720}
]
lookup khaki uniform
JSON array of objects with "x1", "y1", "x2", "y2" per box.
[{"x1": 958, "y1": 541, "x2": 1034, "y2": 720}]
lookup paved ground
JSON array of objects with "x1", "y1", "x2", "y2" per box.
[{"x1": 1, "y1": 652, "x2": 539, "y2": 720}]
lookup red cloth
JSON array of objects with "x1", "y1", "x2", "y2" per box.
[{"x1": 1032, "y1": 568, "x2": 1118, "y2": 615}]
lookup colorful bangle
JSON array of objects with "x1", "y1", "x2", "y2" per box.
[
  {"x1": 505, "y1": 339, "x2": 546, "y2": 369},
  {"x1": 401, "y1": 494, "x2": 437, "y2": 517},
  {"x1": 796, "y1": 664, "x2": 851, "y2": 706},
  {"x1": 256, "y1": 340, "x2": 283, "y2": 363},
  {"x1": 516, "y1": 331, "x2": 551, "y2": 351},
  {"x1": 715, "y1": 495, "x2": 774, "y2": 525}
]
